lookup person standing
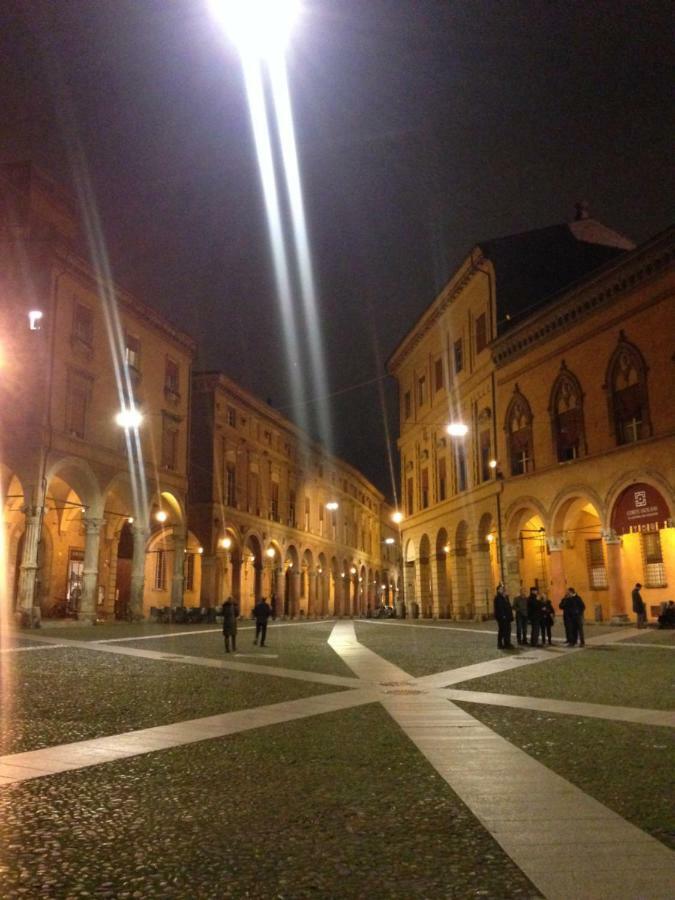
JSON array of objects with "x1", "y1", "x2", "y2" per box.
[
  {"x1": 562, "y1": 587, "x2": 586, "y2": 646},
  {"x1": 527, "y1": 587, "x2": 544, "y2": 647},
  {"x1": 541, "y1": 595, "x2": 555, "y2": 646},
  {"x1": 559, "y1": 589, "x2": 574, "y2": 644},
  {"x1": 511, "y1": 588, "x2": 529, "y2": 645},
  {"x1": 494, "y1": 583, "x2": 514, "y2": 650},
  {"x1": 222, "y1": 596, "x2": 239, "y2": 653},
  {"x1": 632, "y1": 582, "x2": 647, "y2": 628},
  {"x1": 253, "y1": 596, "x2": 272, "y2": 647}
]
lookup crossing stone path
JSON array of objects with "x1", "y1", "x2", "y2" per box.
[{"x1": 1, "y1": 620, "x2": 673, "y2": 898}]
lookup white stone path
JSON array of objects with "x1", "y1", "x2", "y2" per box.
[{"x1": 1, "y1": 620, "x2": 674, "y2": 898}]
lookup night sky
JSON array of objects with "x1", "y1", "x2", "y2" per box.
[{"x1": 1, "y1": 1, "x2": 673, "y2": 500}]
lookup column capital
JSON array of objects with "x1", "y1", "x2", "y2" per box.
[
  {"x1": 547, "y1": 535, "x2": 565, "y2": 553},
  {"x1": 602, "y1": 528, "x2": 622, "y2": 544},
  {"x1": 83, "y1": 516, "x2": 104, "y2": 534}
]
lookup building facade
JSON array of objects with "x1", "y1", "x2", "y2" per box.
[
  {"x1": 0, "y1": 162, "x2": 198, "y2": 624},
  {"x1": 388, "y1": 212, "x2": 674, "y2": 623},
  {"x1": 189, "y1": 372, "x2": 400, "y2": 617}
]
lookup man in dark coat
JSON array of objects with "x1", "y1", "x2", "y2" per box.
[
  {"x1": 560, "y1": 587, "x2": 586, "y2": 646},
  {"x1": 511, "y1": 588, "x2": 529, "y2": 645},
  {"x1": 493, "y1": 583, "x2": 514, "y2": 650},
  {"x1": 632, "y1": 582, "x2": 647, "y2": 628},
  {"x1": 253, "y1": 596, "x2": 272, "y2": 647},
  {"x1": 222, "y1": 596, "x2": 239, "y2": 653},
  {"x1": 527, "y1": 588, "x2": 544, "y2": 647},
  {"x1": 540, "y1": 595, "x2": 555, "y2": 646}
]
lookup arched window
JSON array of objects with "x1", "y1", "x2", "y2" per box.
[
  {"x1": 607, "y1": 337, "x2": 651, "y2": 445},
  {"x1": 550, "y1": 366, "x2": 586, "y2": 462},
  {"x1": 506, "y1": 389, "x2": 534, "y2": 476}
]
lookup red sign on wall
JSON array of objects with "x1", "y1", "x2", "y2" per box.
[{"x1": 611, "y1": 483, "x2": 672, "y2": 534}]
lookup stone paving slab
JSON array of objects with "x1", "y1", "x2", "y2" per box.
[
  {"x1": 446, "y1": 687, "x2": 675, "y2": 727},
  {"x1": 417, "y1": 647, "x2": 559, "y2": 688},
  {"x1": 0, "y1": 687, "x2": 377, "y2": 787},
  {"x1": 330, "y1": 620, "x2": 675, "y2": 900}
]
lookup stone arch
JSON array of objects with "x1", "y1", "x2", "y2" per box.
[
  {"x1": 45, "y1": 457, "x2": 103, "y2": 518},
  {"x1": 604, "y1": 469, "x2": 675, "y2": 532},
  {"x1": 548, "y1": 489, "x2": 605, "y2": 612},
  {"x1": 241, "y1": 532, "x2": 263, "y2": 615},
  {"x1": 505, "y1": 500, "x2": 549, "y2": 598}
]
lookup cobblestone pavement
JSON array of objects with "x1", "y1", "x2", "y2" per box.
[{"x1": 2, "y1": 619, "x2": 673, "y2": 898}]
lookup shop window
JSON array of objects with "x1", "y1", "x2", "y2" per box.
[
  {"x1": 66, "y1": 370, "x2": 92, "y2": 439},
  {"x1": 551, "y1": 368, "x2": 585, "y2": 462},
  {"x1": 185, "y1": 552, "x2": 195, "y2": 592},
  {"x1": 642, "y1": 531, "x2": 667, "y2": 588},
  {"x1": 421, "y1": 468, "x2": 429, "y2": 509},
  {"x1": 607, "y1": 339, "x2": 650, "y2": 445},
  {"x1": 506, "y1": 390, "x2": 534, "y2": 476},
  {"x1": 586, "y1": 539, "x2": 608, "y2": 589},
  {"x1": 437, "y1": 456, "x2": 446, "y2": 501},
  {"x1": 154, "y1": 550, "x2": 167, "y2": 591},
  {"x1": 434, "y1": 358, "x2": 444, "y2": 392},
  {"x1": 475, "y1": 313, "x2": 487, "y2": 354},
  {"x1": 453, "y1": 339, "x2": 463, "y2": 374},
  {"x1": 72, "y1": 303, "x2": 94, "y2": 347}
]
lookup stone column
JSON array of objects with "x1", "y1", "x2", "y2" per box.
[
  {"x1": 603, "y1": 529, "x2": 629, "y2": 622},
  {"x1": 502, "y1": 541, "x2": 521, "y2": 601},
  {"x1": 129, "y1": 524, "x2": 149, "y2": 620},
  {"x1": 275, "y1": 566, "x2": 285, "y2": 617},
  {"x1": 290, "y1": 570, "x2": 301, "y2": 618},
  {"x1": 17, "y1": 505, "x2": 45, "y2": 626},
  {"x1": 449, "y1": 549, "x2": 469, "y2": 619},
  {"x1": 546, "y1": 536, "x2": 566, "y2": 602},
  {"x1": 471, "y1": 542, "x2": 492, "y2": 620},
  {"x1": 171, "y1": 527, "x2": 186, "y2": 608},
  {"x1": 333, "y1": 575, "x2": 343, "y2": 616},
  {"x1": 307, "y1": 568, "x2": 317, "y2": 617},
  {"x1": 429, "y1": 553, "x2": 447, "y2": 618},
  {"x1": 79, "y1": 517, "x2": 103, "y2": 624},
  {"x1": 200, "y1": 554, "x2": 217, "y2": 608}
]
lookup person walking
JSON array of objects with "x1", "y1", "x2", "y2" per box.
[
  {"x1": 632, "y1": 582, "x2": 647, "y2": 628},
  {"x1": 541, "y1": 595, "x2": 555, "y2": 646},
  {"x1": 527, "y1": 587, "x2": 544, "y2": 647},
  {"x1": 512, "y1": 588, "x2": 529, "y2": 645},
  {"x1": 222, "y1": 596, "x2": 238, "y2": 653},
  {"x1": 253, "y1": 596, "x2": 272, "y2": 647},
  {"x1": 494, "y1": 583, "x2": 514, "y2": 650}
]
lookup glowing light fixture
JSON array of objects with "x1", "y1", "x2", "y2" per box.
[
  {"x1": 115, "y1": 407, "x2": 143, "y2": 429},
  {"x1": 489, "y1": 459, "x2": 498, "y2": 469},
  {"x1": 28, "y1": 310, "x2": 43, "y2": 330},
  {"x1": 266, "y1": 547, "x2": 276, "y2": 558},
  {"x1": 198, "y1": 546, "x2": 204, "y2": 554},
  {"x1": 208, "y1": 0, "x2": 300, "y2": 58},
  {"x1": 155, "y1": 510, "x2": 168, "y2": 523},
  {"x1": 446, "y1": 422, "x2": 469, "y2": 438},
  {"x1": 127, "y1": 516, "x2": 134, "y2": 524},
  {"x1": 487, "y1": 533, "x2": 494, "y2": 543},
  {"x1": 380, "y1": 584, "x2": 386, "y2": 590},
  {"x1": 326, "y1": 501, "x2": 339, "y2": 511},
  {"x1": 350, "y1": 566, "x2": 357, "y2": 575},
  {"x1": 220, "y1": 536, "x2": 232, "y2": 550},
  {"x1": 391, "y1": 511, "x2": 404, "y2": 525},
  {"x1": 384, "y1": 537, "x2": 395, "y2": 545},
  {"x1": 443, "y1": 544, "x2": 450, "y2": 554}
]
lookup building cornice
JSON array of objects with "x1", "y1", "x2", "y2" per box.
[{"x1": 492, "y1": 226, "x2": 675, "y2": 368}]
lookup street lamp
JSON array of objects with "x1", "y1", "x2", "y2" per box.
[
  {"x1": 155, "y1": 510, "x2": 168, "y2": 524},
  {"x1": 446, "y1": 422, "x2": 469, "y2": 438},
  {"x1": 115, "y1": 407, "x2": 143, "y2": 429},
  {"x1": 266, "y1": 546, "x2": 276, "y2": 559},
  {"x1": 207, "y1": 0, "x2": 301, "y2": 57},
  {"x1": 326, "y1": 501, "x2": 339, "y2": 511},
  {"x1": 391, "y1": 510, "x2": 403, "y2": 525},
  {"x1": 220, "y1": 535, "x2": 232, "y2": 550},
  {"x1": 384, "y1": 537, "x2": 395, "y2": 545}
]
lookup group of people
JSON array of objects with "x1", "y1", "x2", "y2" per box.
[
  {"x1": 493, "y1": 584, "x2": 586, "y2": 650},
  {"x1": 221, "y1": 596, "x2": 273, "y2": 653}
]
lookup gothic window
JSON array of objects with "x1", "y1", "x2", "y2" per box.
[
  {"x1": 607, "y1": 339, "x2": 650, "y2": 445},
  {"x1": 506, "y1": 390, "x2": 534, "y2": 476},
  {"x1": 550, "y1": 368, "x2": 585, "y2": 462}
]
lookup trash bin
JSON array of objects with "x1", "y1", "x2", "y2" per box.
[{"x1": 594, "y1": 603, "x2": 603, "y2": 623}]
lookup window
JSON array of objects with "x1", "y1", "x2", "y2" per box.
[
  {"x1": 417, "y1": 375, "x2": 426, "y2": 406},
  {"x1": 249, "y1": 472, "x2": 259, "y2": 514},
  {"x1": 319, "y1": 503, "x2": 324, "y2": 536},
  {"x1": 586, "y1": 539, "x2": 608, "y2": 589},
  {"x1": 125, "y1": 334, "x2": 141, "y2": 370},
  {"x1": 642, "y1": 532, "x2": 666, "y2": 588},
  {"x1": 65, "y1": 370, "x2": 92, "y2": 439},
  {"x1": 455, "y1": 443, "x2": 467, "y2": 492},
  {"x1": 227, "y1": 406, "x2": 236, "y2": 427},
  {"x1": 165, "y1": 358, "x2": 180, "y2": 396},
  {"x1": 480, "y1": 430, "x2": 492, "y2": 482},
  {"x1": 434, "y1": 358, "x2": 444, "y2": 392},
  {"x1": 304, "y1": 496, "x2": 311, "y2": 531},
  {"x1": 551, "y1": 368, "x2": 585, "y2": 462},
  {"x1": 73, "y1": 303, "x2": 94, "y2": 347},
  {"x1": 154, "y1": 550, "x2": 167, "y2": 591},
  {"x1": 331, "y1": 509, "x2": 337, "y2": 539},
  {"x1": 225, "y1": 464, "x2": 236, "y2": 507},
  {"x1": 453, "y1": 339, "x2": 463, "y2": 374},
  {"x1": 475, "y1": 313, "x2": 487, "y2": 355},
  {"x1": 270, "y1": 481, "x2": 279, "y2": 520},
  {"x1": 406, "y1": 477, "x2": 414, "y2": 515},
  {"x1": 506, "y1": 391, "x2": 534, "y2": 476},
  {"x1": 404, "y1": 391, "x2": 411, "y2": 420},
  {"x1": 185, "y1": 553, "x2": 195, "y2": 592},
  {"x1": 608, "y1": 340, "x2": 650, "y2": 445},
  {"x1": 289, "y1": 490, "x2": 296, "y2": 527},
  {"x1": 161, "y1": 415, "x2": 179, "y2": 470},
  {"x1": 437, "y1": 457, "x2": 446, "y2": 502},
  {"x1": 421, "y1": 468, "x2": 429, "y2": 509}
]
